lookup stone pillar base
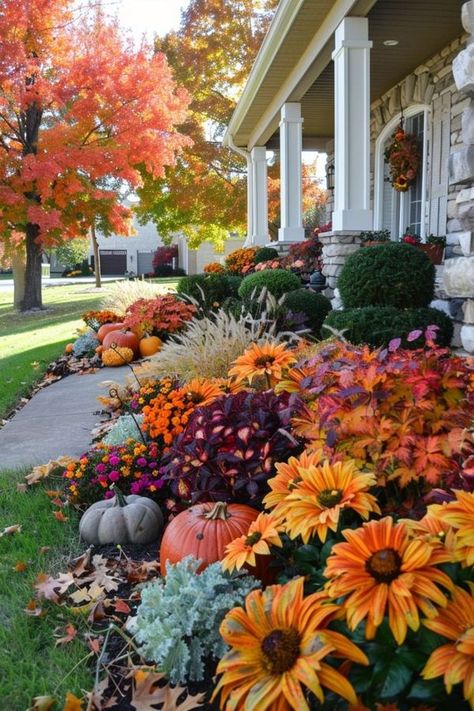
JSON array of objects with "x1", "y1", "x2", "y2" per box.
[{"x1": 319, "y1": 230, "x2": 362, "y2": 294}]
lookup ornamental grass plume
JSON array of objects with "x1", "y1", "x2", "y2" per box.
[
  {"x1": 212, "y1": 576, "x2": 368, "y2": 710},
  {"x1": 221, "y1": 512, "x2": 283, "y2": 573},
  {"x1": 324, "y1": 517, "x2": 453, "y2": 645},
  {"x1": 100, "y1": 280, "x2": 167, "y2": 315},
  {"x1": 265, "y1": 458, "x2": 380, "y2": 543},
  {"x1": 422, "y1": 584, "x2": 474, "y2": 709},
  {"x1": 133, "y1": 302, "x2": 298, "y2": 383}
]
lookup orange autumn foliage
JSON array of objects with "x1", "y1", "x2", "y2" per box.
[
  {"x1": 0, "y1": 0, "x2": 190, "y2": 308},
  {"x1": 279, "y1": 341, "x2": 474, "y2": 492}
]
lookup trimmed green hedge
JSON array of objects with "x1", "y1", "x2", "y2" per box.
[
  {"x1": 338, "y1": 243, "x2": 435, "y2": 309},
  {"x1": 284, "y1": 288, "x2": 332, "y2": 336},
  {"x1": 254, "y1": 247, "x2": 280, "y2": 264},
  {"x1": 322, "y1": 306, "x2": 453, "y2": 349},
  {"x1": 238, "y1": 269, "x2": 301, "y2": 301},
  {"x1": 177, "y1": 273, "x2": 242, "y2": 308}
]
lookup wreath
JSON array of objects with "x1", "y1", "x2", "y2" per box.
[{"x1": 384, "y1": 125, "x2": 421, "y2": 192}]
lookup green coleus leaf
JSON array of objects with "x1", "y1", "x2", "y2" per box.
[{"x1": 379, "y1": 657, "x2": 413, "y2": 698}]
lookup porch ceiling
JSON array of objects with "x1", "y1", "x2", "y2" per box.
[
  {"x1": 293, "y1": 0, "x2": 464, "y2": 150},
  {"x1": 230, "y1": 0, "x2": 464, "y2": 151}
]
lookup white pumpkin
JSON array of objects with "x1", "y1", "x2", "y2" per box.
[{"x1": 79, "y1": 487, "x2": 164, "y2": 545}]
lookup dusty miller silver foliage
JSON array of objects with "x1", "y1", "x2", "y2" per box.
[{"x1": 135, "y1": 556, "x2": 260, "y2": 684}]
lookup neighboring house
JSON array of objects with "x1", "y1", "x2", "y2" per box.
[
  {"x1": 90, "y1": 214, "x2": 164, "y2": 277},
  {"x1": 225, "y1": 0, "x2": 474, "y2": 352},
  {"x1": 176, "y1": 235, "x2": 245, "y2": 275}
]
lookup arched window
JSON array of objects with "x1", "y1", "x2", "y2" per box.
[{"x1": 374, "y1": 106, "x2": 429, "y2": 240}]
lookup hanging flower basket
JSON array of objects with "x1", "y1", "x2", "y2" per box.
[{"x1": 384, "y1": 125, "x2": 421, "y2": 192}]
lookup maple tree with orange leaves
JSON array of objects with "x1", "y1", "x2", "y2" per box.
[{"x1": 0, "y1": 0, "x2": 190, "y2": 310}]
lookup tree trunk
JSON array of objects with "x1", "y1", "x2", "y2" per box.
[
  {"x1": 12, "y1": 250, "x2": 26, "y2": 310},
  {"x1": 22, "y1": 222, "x2": 43, "y2": 311},
  {"x1": 91, "y1": 224, "x2": 102, "y2": 288}
]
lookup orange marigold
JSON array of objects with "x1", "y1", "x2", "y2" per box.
[{"x1": 324, "y1": 517, "x2": 453, "y2": 644}]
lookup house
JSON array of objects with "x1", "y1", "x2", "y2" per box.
[{"x1": 225, "y1": 0, "x2": 474, "y2": 352}]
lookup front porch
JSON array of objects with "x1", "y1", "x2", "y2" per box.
[{"x1": 225, "y1": 0, "x2": 474, "y2": 351}]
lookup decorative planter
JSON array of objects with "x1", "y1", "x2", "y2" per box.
[
  {"x1": 417, "y1": 244, "x2": 444, "y2": 265},
  {"x1": 361, "y1": 241, "x2": 390, "y2": 248}
]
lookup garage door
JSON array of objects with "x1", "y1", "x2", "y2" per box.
[
  {"x1": 99, "y1": 250, "x2": 127, "y2": 275},
  {"x1": 137, "y1": 251, "x2": 154, "y2": 276}
]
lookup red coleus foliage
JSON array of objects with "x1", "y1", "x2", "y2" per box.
[
  {"x1": 280, "y1": 340, "x2": 474, "y2": 497},
  {"x1": 161, "y1": 390, "x2": 304, "y2": 504},
  {"x1": 123, "y1": 294, "x2": 196, "y2": 339}
]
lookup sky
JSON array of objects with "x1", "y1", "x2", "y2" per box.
[{"x1": 112, "y1": 0, "x2": 190, "y2": 40}]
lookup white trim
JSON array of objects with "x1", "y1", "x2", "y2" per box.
[
  {"x1": 374, "y1": 104, "x2": 430, "y2": 238},
  {"x1": 225, "y1": 0, "x2": 378, "y2": 150}
]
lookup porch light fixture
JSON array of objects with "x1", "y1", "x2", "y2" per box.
[
  {"x1": 383, "y1": 39, "x2": 399, "y2": 46},
  {"x1": 326, "y1": 162, "x2": 335, "y2": 191}
]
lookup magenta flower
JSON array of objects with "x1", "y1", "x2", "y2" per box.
[
  {"x1": 109, "y1": 470, "x2": 120, "y2": 482},
  {"x1": 136, "y1": 457, "x2": 148, "y2": 467},
  {"x1": 109, "y1": 455, "x2": 121, "y2": 466},
  {"x1": 96, "y1": 463, "x2": 106, "y2": 474}
]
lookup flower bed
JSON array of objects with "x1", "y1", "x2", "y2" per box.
[{"x1": 18, "y1": 276, "x2": 474, "y2": 709}]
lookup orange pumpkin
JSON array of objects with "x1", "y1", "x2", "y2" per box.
[
  {"x1": 159, "y1": 501, "x2": 273, "y2": 583},
  {"x1": 65, "y1": 343, "x2": 74, "y2": 354},
  {"x1": 139, "y1": 335, "x2": 162, "y2": 358},
  {"x1": 97, "y1": 322, "x2": 125, "y2": 343},
  {"x1": 102, "y1": 329, "x2": 139, "y2": 357},
  {"x1": 95, "y1": 345, "x2": 104, "y2": 356}
]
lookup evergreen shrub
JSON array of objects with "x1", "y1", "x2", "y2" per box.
[{"x1": 338, "y1": 243, "x2": 435, "y2": 309}]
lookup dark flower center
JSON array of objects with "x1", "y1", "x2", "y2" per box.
[
  {"x1": 261, "y1": 628, "x2": 301, "y2": 674},
  {"x1": 254, "y1": 356, "x2": 275, "y2": 368},
  {"x1": 366, "y1": 548, "x2": 402, "y2": 583},
  {"x1": 187, "y1": 391, "x2": 204, "y2": 404},
  {"x1": 245, "y1": 531, "x2": 262, "y2": 546},
  {"x1": 317, "y1": 488, "x2": 343, "y2": 507}
]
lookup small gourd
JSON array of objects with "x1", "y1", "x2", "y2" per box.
[
  {"x1": 101, "y1": 346, "x2": 134, "y2": 367},
  {"x1": 79, "y1": 485, "x2": 164, "y2": 545},
  {"x1": 139, "y1": 335, "x2": 162, "y2": 358}
]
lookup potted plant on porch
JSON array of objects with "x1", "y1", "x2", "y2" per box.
[
  {"x1": 401, "y1": 230, "x2": 445, "y2": 265},
  {"x1": 360, "y1": 229, "x2": 391, "y2": 247}
]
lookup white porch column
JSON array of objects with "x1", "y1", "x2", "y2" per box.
[
  {"x1": 251, "y1": 146, "x2": 269, "y2": 245},
  {"x1": 278, "y1": 102, "x2": 305, "y2": 242},
  {"x1": 332, "y1": 18, "x2": 373, "y2": 231},
  {"x1": 244, "y1": 153, "x2": 254, "y2": 246}
]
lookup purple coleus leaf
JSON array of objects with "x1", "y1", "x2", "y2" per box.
[{"x1": 407, "y1": 329, "x2": 423, "y2": 342}]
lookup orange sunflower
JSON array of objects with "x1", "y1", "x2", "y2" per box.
[
  {"x1": 228, "y1": 341, "x2": 297, "y2": 387},
  {"x1": 263, "y1": 448, "x2": 324, "y2": 514},
  {"x1": 212, "y1": 577, "x2": 368, "y2": 711},
  {"x1": 221, "y1": 512, "x2": 283, "y2": 573},
  {"x1": 429, "y1": 490, "x2": 474, "y2": 566},
  {"x1": 181, "y1": 378, "x2": 225, "y2": 406},
  {"x1": 422, "y1": 584, "x2": 474, "y2": 708},
  {"x1": 324, "y1": 517, "x2": 453, "y2": 644},
  {"x1": 271, "y1": 459, "x2": 380, "y2": 543}
]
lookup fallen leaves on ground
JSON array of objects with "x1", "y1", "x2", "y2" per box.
[
  {"x1": 14, "y1": 560, "x2": 28, "y2": 572},
  {"x1": 25, "y1": 457, "x2": 76, "y2": 485},
  {"x1": 54, "y1": 623, "x2": 78, "y2": 647},
  {"x1": 62, "y1": 691, "x2": 84, "y2": 711},
  {"x1": 53, "y1": 510, "x2": 68, "y2": 523},
  {"x1": 28, "y1": 695, "x2": 55, "y2": 711},
  {"x1": 131, "y1": 668, "x2": 205, "y2": 711},
  {"x1": 0, "y1": 523, "x2": 22, "y2": 537}
]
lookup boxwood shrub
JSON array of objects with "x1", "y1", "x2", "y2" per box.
[
  {"x1": 238, "y1": 269, "x2": 301, "y2": 301},
  {"x1": 338, "y1": 243, "x2": 435, "y2": 309},
  {"x1": 177, "y1": 273, "x2": 242, "y2": 308},
  {"x1": 322, "y1": 305, "x2": 453, "y2": 349},
  {"x1": 284, "y1": 288, "x2": 332, "y2": 336},
  {"x1": 254, "y1": 246, "x2": 280, "y2": 264}
]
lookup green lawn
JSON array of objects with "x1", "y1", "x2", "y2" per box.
[
  {"x1": 0, "y1": 468, "x2": 92, "y2": 710},
  {"x1": 0, "y1": 284, "x2": 104, "y2": 419}
]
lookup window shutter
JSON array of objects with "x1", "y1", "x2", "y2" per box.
[{"x1": 429, "y1": 93, "x2": 451, "y2": 235}]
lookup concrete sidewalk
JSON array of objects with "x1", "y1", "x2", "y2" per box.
[{"x1": 0, "y1": 368, "x2": 128, "y2": 471}]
